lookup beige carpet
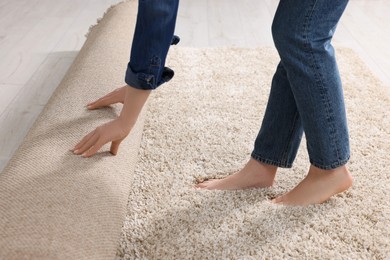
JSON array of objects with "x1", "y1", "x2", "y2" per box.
[
  {"x1": 0, "y1": 1, "x2": 143, "y2": 259},
  {"x1": 1, "y1": 0, "x2": 389, "y2": 259},
  {"x1": 116, "y1": 48, "x2": 390, "y2": 258}
]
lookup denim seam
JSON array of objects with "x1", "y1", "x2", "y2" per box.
[
  {"x1": 280, "y1": 110, "x2": 300, "y2": 167},
  {"x1": 310, "y1": 155, "x2": 350, "y2": 170},
  {"x1": 251, "y1": 151, "x2": 293, "y2": 168},
  {"x1": 303, "y1": 0, "x2": 341, "y2": 164}
]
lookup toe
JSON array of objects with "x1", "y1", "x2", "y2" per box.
[
  {"x1": 272, "y1": 196, "x2": 283, "y2": 204},
  {"x1": 195, "y1": 183, "x2": 207, "y2": 189}
]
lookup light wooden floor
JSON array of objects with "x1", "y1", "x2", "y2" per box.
[{"x1": 1, "y1": 0, "x2": 389, "y2": 172}]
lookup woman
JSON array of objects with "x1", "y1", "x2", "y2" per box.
[{"x1": 72, "y1": 0, "x2": 352, "y2": 206}]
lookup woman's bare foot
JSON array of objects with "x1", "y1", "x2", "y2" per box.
[
  {"x1": 195, "y1": 158, "x2": 277, "y2": 190},
  {"x1": 272, "y1": 165, "x2": 353, "y2": 206}
]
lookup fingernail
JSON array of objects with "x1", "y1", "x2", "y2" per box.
[
  {"x1": 82, "y1": 153, "x2": 87, "y2": 157},
  {"x1": 74, "y1": 149, "x2": 80, "y2": 154}
]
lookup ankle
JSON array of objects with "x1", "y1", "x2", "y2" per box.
[
  {"x1": 308, "y1": 164, "x2": 353, "y2": 188},
  {"x1": 232, "y1": 158, "x2": 275, "y2": 188},
  {"x1": 309, "y1": 164, "x2": 349, "y2": 175},
  {"x1": 249, "y1": 158, "x2": 277, "y2": 171}
]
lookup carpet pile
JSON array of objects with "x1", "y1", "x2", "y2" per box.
[{"x1": 116, "y1": 46, "x2": 390, "y2": 259}]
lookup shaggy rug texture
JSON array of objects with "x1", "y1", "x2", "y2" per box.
[{"x1": 116, "y1": 46, "x2": 390, "y2": 258}]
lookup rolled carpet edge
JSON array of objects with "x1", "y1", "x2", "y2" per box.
[{"x1": 0, "y1": 1, "x2": 143, "y2": 259}]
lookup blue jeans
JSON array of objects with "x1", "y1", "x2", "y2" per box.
[
  {"x1": 251, "y1": 0, "x2": 350, "y2": 170},
  {"x1": 125, "y1": 0, "x2": 180, "y2": 90},
  {"x1": 125, "y1": 0, "x2": 350, "y2": 170}
]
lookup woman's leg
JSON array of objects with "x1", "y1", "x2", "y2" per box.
[
  {"x1": 197, "y1": 0, "x2": 353, "y2": 205},
  {"x1": 195, "y1": 58, "x2": 304, "y2": 190},
  {"x1": 195, "y1": 63, "x2": 296, "y2": 190},
  {"x1": 251, "y1": 62, "x2": 303, "y2": 168},
  {"x1": 270, "y1": 0, "x2": 352, "y2": 205},
  {"x1": 270, "y1": 0, "x2": 350, "y2": 169}
]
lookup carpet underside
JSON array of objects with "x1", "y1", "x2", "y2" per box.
[{"x1": 0, "y1": 1, "x2": 142, "y2": 259}]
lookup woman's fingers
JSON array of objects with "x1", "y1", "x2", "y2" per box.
[
  {"x1": 74, "y1": 132, "x2": 99, "y2": 155},
  {"x1": 109, "y1": 139, "x2": 123, "y2": 155},
  {"x1": 87, "y1": 87, "x2": 126, "y2": 110},
  {"x1": 82, "y1": 139, "x2": 105, "y2": 157},
  {"x1": 72, "y1": 131, "x2": 95, "y2": 152},
  {"x1": 87, "y1": 92, "x2": 117, "y2": 109},
  {"x1": 87, "y1": 97, "x2": 112, "y2": 110}
]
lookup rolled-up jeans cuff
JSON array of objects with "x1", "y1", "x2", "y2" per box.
[
  {"x1": 125, "y1": 62, "x2": 175, "y2": 90},
  {"x1": 125, "y1": 66, "x2": 157, "y2": 90}
]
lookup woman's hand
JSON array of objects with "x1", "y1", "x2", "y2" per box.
[
  {"x1": 72, "y1": 85, "x2": 151, "y2": 157},
  {"x1": 72, "y1": 117, "x2": 131, "y2": 157}
]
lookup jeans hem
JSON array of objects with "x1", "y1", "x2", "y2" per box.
[
  {"x1": 251, "y1": 152, "x2": 293, "y2": 168},
  {"x1": 125, "y1": 66, "x2": 159, "y2": 90},
  {"x1": 310, "y1": 156, "x2": 350, "y2": 170}
]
